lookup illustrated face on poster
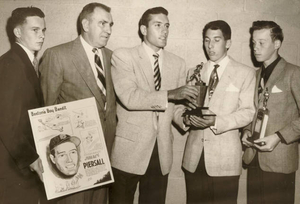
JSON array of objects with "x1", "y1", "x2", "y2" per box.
[{"x1": 49, "y1": 134, "x2": 81, "y2": 178}]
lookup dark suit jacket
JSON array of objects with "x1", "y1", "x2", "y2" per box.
[
  {"x1": 0, "y1": 43, "x2": 44, "y2": 203},
  {"x1": 39, "y1": 37, "x2": 116, "y2": 203},
  {"x1": 243, "y1": 58, "x2": 300, "y2": 174}
]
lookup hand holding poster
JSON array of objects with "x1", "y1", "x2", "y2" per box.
[{"x1": 28, "y1": 97, "x2": 113, "y2": 200}]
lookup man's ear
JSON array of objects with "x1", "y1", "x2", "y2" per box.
[
  {"x1": 50, "y1": 154, "x2": 56, "y2": 164},
  {"x1": 274, "y1": 39, "x2": 281, "y2": 50},
  {"x1": 225, "y1": 39, "x2": 232, "y2": 50},
  {"x1": 82, "y1": 18, "x2": 89, "y2": 32},
  {"x1": 140, "y1": 25, "x2": 147, "y2": 36},
  {"x1": 13, "y1": 27, "x2": 21, "y2": 38}
]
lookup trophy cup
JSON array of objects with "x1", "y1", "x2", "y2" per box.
[
  {"x1": 183, "y1": 63, "x2": 215, "y2": 117},
  {"x1": 247, "y1": 88, "x2": 270, "y2": 146}
]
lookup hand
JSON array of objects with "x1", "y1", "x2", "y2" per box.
[
  {"x1": 189, "y1": 115, "x2": 215, "y2": 129},
  {"x1": 29, "y1": 158, "x2": 44, "y2": 182},
  {"x1": 253, "y1": 134, "x2": 281, "y2": 152},
  {"x1": 183, "y1": 114, "x2": 191, "y2": 126},
  {"x1": 241, "y1": 130, "x2": 254, "y2": 147},
  {"x1": 168, "y1": 85, "x2": 198, "y2": 106}
]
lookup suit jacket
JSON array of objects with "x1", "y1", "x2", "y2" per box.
[
  {"x1": 39, "y1": 37, "x2": 116, "y2": 203},
  {"x1": 0, "y1": 43, "x2": 44, "y2": 203},
  {"x1": 110, "y1": 45, "x2": 186, "y2": 175},
  {"x1": 182, "y1": 57, "x2": 256, "y2": 176},
  {"x1": 40, "y1": 37, "x2": 116, "y2": 155},
  {"x1": 243, "y1": 58, "x2": 300, "y2": 174}
]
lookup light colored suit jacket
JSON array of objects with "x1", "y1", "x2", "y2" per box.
[
  {"x1": 182, "y1": 57, "x2": 256, "y2": 176},
  {"x1": 111, "y1": 45, "x2": 186, "y2": 175},
  {"x1": 243, "y1": 58, "x2": 300, "y2": 174},
  {"x1": 39, "y1": 37, "x2": 116, "y2": 155}
]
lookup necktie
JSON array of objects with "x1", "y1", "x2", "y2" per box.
[
  {"x1": 32, "y1": 57, "x2": 39, "y2": 77},
  {"x1": 153, "y1": 53, "x2": 161, "y2": 91},
  {"x1": 92, "y1": 48, "x2": 106, "y2": 96},
  {"x1": 258, "y1": 68, "x2": 265, "y2": 96},
  {"x1": 208, "y1": 64, "x2": 220, "y2": 99}
]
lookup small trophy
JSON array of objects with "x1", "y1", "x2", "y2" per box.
[
  {"x1": 183, "y1": 63, "x2": 215, "y2": 117},
  {"x1": 247, "y1": 88, "x2": 270, "y2": 146}
]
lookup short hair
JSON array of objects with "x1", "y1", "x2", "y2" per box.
[
  {"x1": 138, "y1": 7, "x2": 168, "y2": 41},
  {"x1": 202, "y1": 20, "x2": 231, "y2": 41},
  {"x1": 9, "y1": 6, "x2": 45, "y2": 30},
  {"x1": 78, "y1": 2, "x2": 111, "y2": 33},
  {"x1": 250, "y1": 21, "x2": 284, "y2": 42}
]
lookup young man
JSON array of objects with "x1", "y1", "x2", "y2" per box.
[
  {"x1": 182, "y1": 20, "x2": 256, "y2": 204},
  {"x1": 0, "y1": 6, "x2": 47, "y2": 204},
  {"x1": 109, "y1": 7, "x2": 198, "y2": 204},
  {"x1": 242, "y1": 21, "x2": 300, "y2": 204},
  {"x1": 40, "y1": 3, "x2": 116, "y2": 204}
]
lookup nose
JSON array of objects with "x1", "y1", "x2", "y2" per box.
[
  {"x1": 40, "y1": 30, "x2": 45, "y2": 39},
  {"x1": 105, "y1": 24, "x2": 112, "y2": 35},
  {"x1": 66, "y1": 154, "x2": 73, "y2": 163},
  {"x1": 208, "y1": 41, "x2": 214, "y2": 49}
]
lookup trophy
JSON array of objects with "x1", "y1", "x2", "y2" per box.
[
  {"x1": 247, "y1": 88, "x2": 270, "y2": 146},
  {"x1": 183, "y1": 63, "x2": 215, "y2": 117}
]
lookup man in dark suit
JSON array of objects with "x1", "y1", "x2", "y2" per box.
[
  {"x1": 0, "y1": 6, "x2": 47, "y2": 204},
  {"x1": 40, "y1": 3, "x2": 116, "y2": 204},
  {"x1": 242, "y1": 21, "x2": 300, "y2": 204}
]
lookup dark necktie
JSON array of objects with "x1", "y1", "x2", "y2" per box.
[
  {"x1": 208, "y1": 64, "x2": 220, "y2": 99},
  {"x1": 92, "y1": 48, "x2": 106, "y2": 96},
  {"x1": 258, "y1": 68, "x2": 265, "y2": 96},
  {"x1": 153, "y1": 53, "x2": 161, "y2": 91}
]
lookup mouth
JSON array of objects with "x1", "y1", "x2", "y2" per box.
[
  {"x1": 208, "y1": 51, "x2": 215, "y2": 56},
  {"x1": 66, "y1": 164, "x2": 76, "y2": 169}
]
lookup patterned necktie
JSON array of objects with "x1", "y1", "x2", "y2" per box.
[
  {"x1": 92, "y1": 48, "x2": 106, "y2": 96},
  {"x1": 208, "y1": 64, "x2": 220, "y2": 99},
  {"x1": 32, "y1": 57, "x2": 39, "y2": 77},
  {"x1": 153, "y1": 53, "x2": 161, "y2": 91}
]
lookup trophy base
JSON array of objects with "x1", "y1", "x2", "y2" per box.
[{"x1": 182, "y1": 107, "x2": 216, "y2": 117}]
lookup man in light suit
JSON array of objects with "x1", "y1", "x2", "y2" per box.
[
  {"x1": 242, "y1": 21, "x2": 300, "y2": 204},
  {"x1": 109, "y1": 7, "x2": 198, "y2": 204},
  {"x1": 39, "y1": 3, "x2": 116, "y2": 204},
  {"x1": 0, "y1": 7, "x2": 48, "y2": 204},
  {"x1": 182, "y1": 20, "x2": 256, "y2": 204}
]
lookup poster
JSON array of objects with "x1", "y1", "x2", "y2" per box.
[{"x1": 28, "y1": 97, "x2": 113, "y2": 200}]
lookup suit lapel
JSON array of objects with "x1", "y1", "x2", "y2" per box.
[
  {"x1": 137, "y1": 45, "x2": 155, "y2": 91},
  {"x1": 264, "y1": 58, "x2": 286, "y2": 92},
  {"x1": 13, "y1": 43, "x2": 43, "y2": 106},
  {"x1": 71, "y1": 37, "x2": 105, "y2": 110}
]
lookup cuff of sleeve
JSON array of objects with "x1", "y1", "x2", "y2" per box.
[{"x1": 276, "y1": 131, "x2": 287, "y2": 144}]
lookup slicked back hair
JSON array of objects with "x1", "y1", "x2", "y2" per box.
[
  {"x1": 250, "y1": 20, "x2": 284, "y2": 43},
  {"x1": 138, "y1": 7, "x2": 168, "y2": 41}
]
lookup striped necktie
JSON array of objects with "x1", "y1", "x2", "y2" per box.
[
  {"x1": 208, "y1": 64, "x2": 220, "y2": 99},
  {"x1": 153, "y1": 53, "x2": 161, "y2": 91},
  {"x1": 92, "y1": 48, "x2": 106, "y2": 96}
]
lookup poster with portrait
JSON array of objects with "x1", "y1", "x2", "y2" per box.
[{"x1": 28, "y1": 97, "x2": 114, "y2": 200}]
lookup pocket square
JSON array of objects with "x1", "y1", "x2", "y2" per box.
[
  {"x1": 226, "y1": 83, "x2": 239, "y2": 92},
  {"x1": 271, "y1": 85, "x2": 282, "y2": 93}
]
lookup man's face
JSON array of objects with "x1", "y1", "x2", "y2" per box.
[
  {"x1": 141, "y1": 13, "x2": 169, "y2": 52},
  {"x1": 50, "y1": 142, "x2": 79, "y2": 176},
  {"x1": 204, "y1": 29, "x2": 230, "y2": 63},
  {"x1": 84, "y1": 7, "x2": 113, "y2": 48},
  {"x1": 252, "y1": 29, "x2": 279, "y2": 67},
  {"x1": 15, "y1": 16, "x2": 46, "y2": 54}
]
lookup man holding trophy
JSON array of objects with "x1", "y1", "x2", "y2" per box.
[
  {"x1": 182, "y1": 20, "x2": 256, "y2": 204},
  {"x1": 242, "y1": 21, "x2": 300, "y2": 204}
]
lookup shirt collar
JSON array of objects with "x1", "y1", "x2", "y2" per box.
[
  {"x1": 261, "y1": 55, "x2": 281, "y2": 83},
  {"x1": 142, "y1": 42, "x2": 163, "y2": 59},
  {"x1": 209, "y1": 55, "x2": 230, "y2": 68},
  {"x1": 16, "y1": 42, "x2": 35, "y2": 63},
  {"x1": 80, "y1": 35, "x2": 95, "y2": 55}
]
